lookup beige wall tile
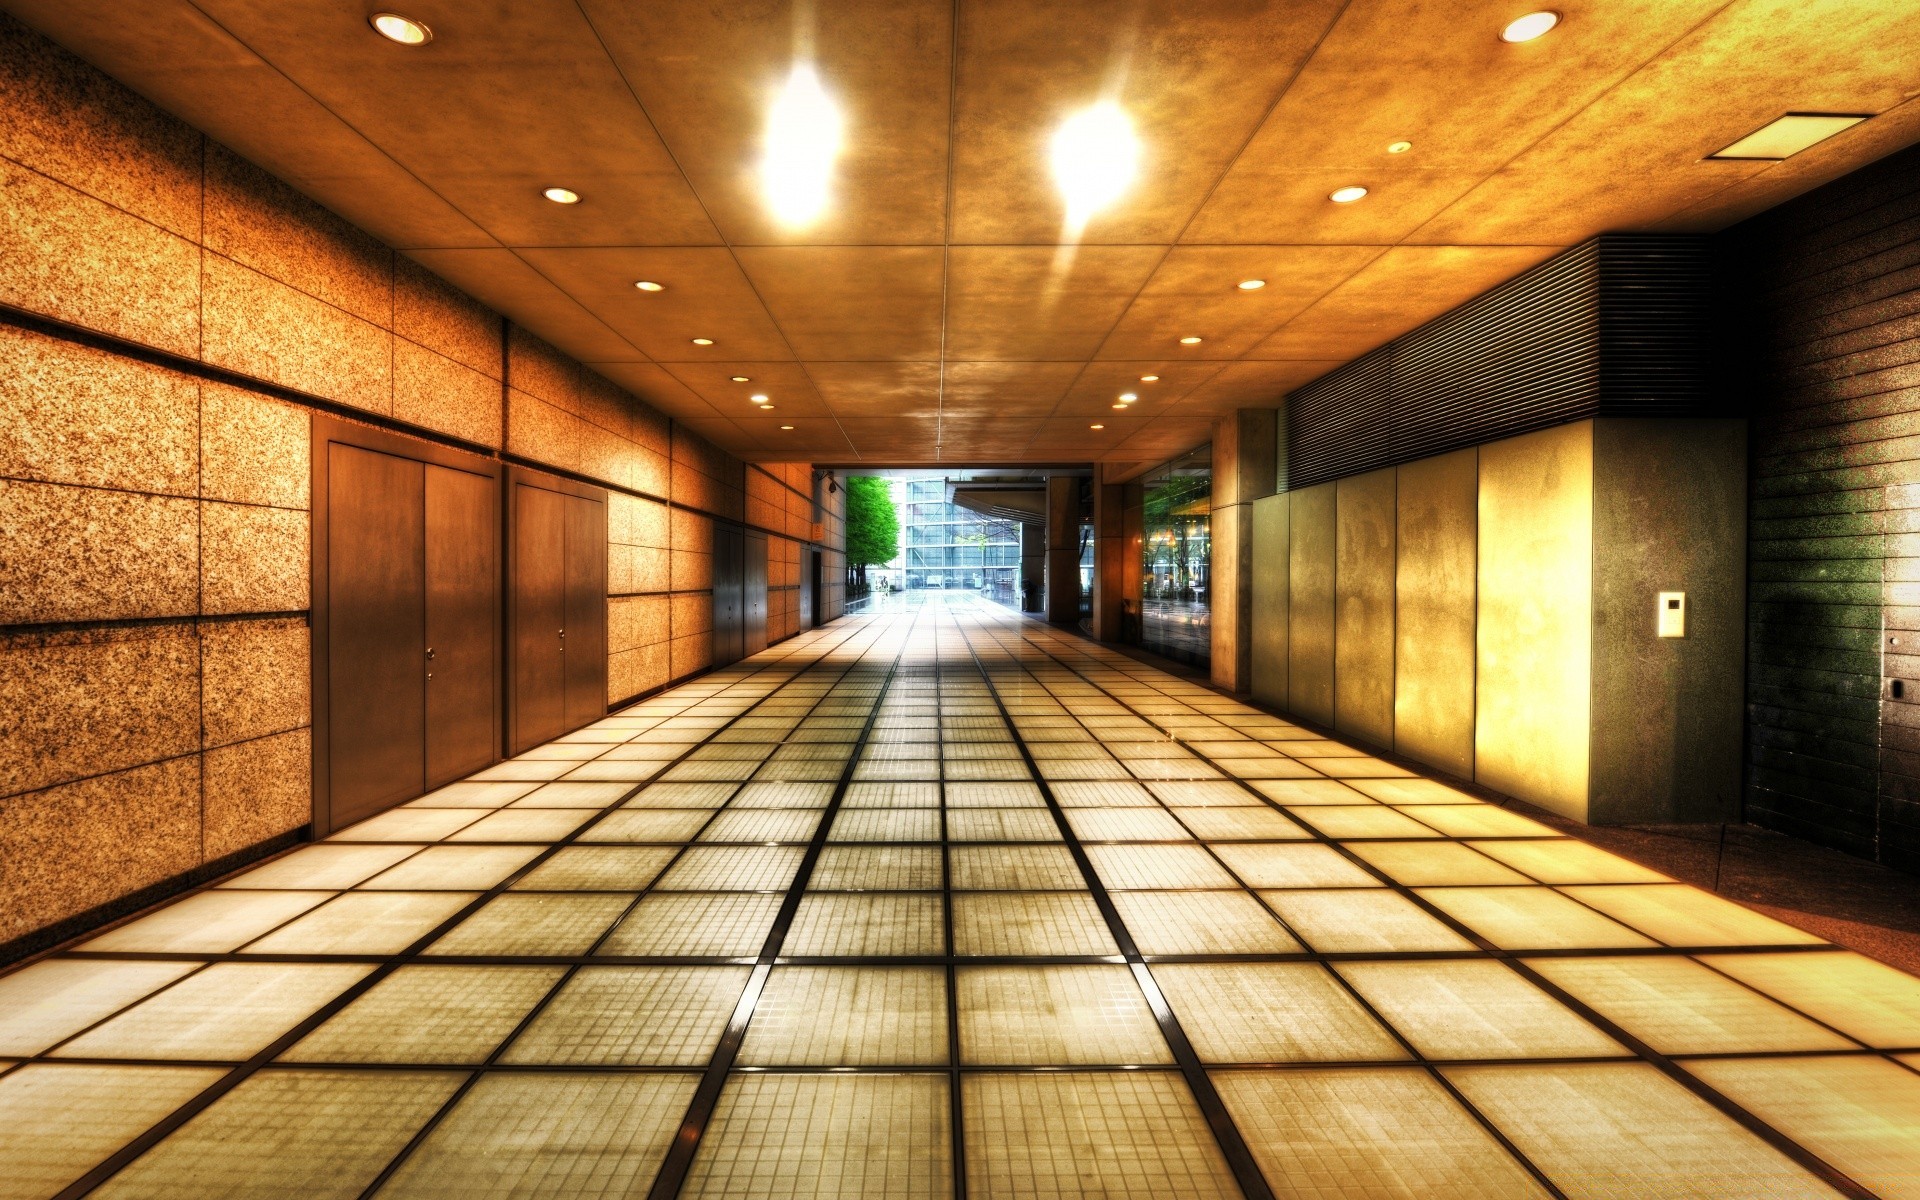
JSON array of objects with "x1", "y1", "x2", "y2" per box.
[
  {"x1": 670, "y1": 631, "x2": 713, "y2": 680},
  {"x1": 507, "y1": 326, "x2": 578, "y2": 412},
  {"x1": 631, "y1": 595, "x2": 669, "y2": 644},
  {"x1": 632, "y1": 444, "x2": 672, "y2": 499},
  {"x1": 204, "y1": 144, "x2": 393, "y2": 327},
  {"x1": 631, "y1": 497, "x2": 671, "y2": 548},
  {"x1": 203, "y1": 728, "x2": 310, "y2": 860},
  {"x1": 201, "y1": 253, "x2": 391, "y2": 414},
  {"x1": 576, "y1": 371, "x2": 633, "y2": 440},
  {"x1": 200, "y1": 616, "x2": 310, "y2": 748},
  {"x1": 0, "y1": 156, "x2": 200, "y2": 356},
  {"x1": 672, "y1": 550, "x2": 713, "y2": 592},
  {"x1": 395, "y1": 338, "x2": 502, "y2": 449},
  {"x1": 633, "y1": 547, "x2": 671, "y2": 593},
  {"x1": 608, "y1": 595, "x2": 641, "y2": 655},
  {"x1": 671, "y1": 507, "x2": 713, "y2": 552},
  {"x1": 201, "y1": 381, "x2": 308, "y2": 510},
  {"x1": 396, "y1": 256, "x2": 500, "y2": 378},
  {"x1": 0, "y1": 17, "x2": 201, "y2": 239},
  {"x1": 0, "y1": 325, "x2": 198, "y2": 496},
  {"x1": 0, "y1": 480, "x2": 197, "y2": 624},
  {"x1": 609, "y1": 641, "x2": 669, "y2": 704},
  {"x1": 670, "y1": 592, "x2": 713, "y2": 639},
  {"x1": 0, "y1": 756, "x2": 201, "y2": 944},
  {"x1": 0, "y1": 623, "x2": 198, "y2": 798},
  {"x1": 506, "y1": 390, "x2": 581, "y2": 474},
  {"x1": 631, "y1": 403, "x2": 671, "y2": 456},
  {"x1": 201, "y1": 502, "x2": 308, "y2": 615},
  {"x1": 607, "y1": 543, "x2": 635, "y2": 596}
]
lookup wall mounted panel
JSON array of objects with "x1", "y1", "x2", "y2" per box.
[
  {"x1": 1250, "y1": 492, "x2": 1289, "y2": 709},
  {"x1": 1335, "y1": 468, "x2": 1396, "y2": 748},
  {"x1": 1394, "y1": 448, "x2": 1478, "y2": 778},
  {"x1": 1288, "y1": 482, "x2": 1336, "y2": 726}
]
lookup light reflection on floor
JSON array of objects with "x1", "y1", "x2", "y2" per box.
[{"x1": 2, "y1": 595, "x2": 1918, "y2": 1199}]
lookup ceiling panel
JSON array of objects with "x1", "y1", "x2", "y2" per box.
[
  {"x1": 13, "y1": 0, "x2": 1920, "y2": 465},
  {"x1": 735, "y1": 246, "x2": 945, "y2": 361}
]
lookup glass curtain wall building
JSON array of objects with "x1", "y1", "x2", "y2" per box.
[
  {"x1": 1139, "y1": 444, "x2": 1212, "y2": 667},
  {"x1": 875, "y1": 474, "x2": 1024, "y2": 607}
]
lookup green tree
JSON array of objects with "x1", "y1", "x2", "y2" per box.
[{"x1": 844, "y1": 475, "x2": 899, "y2": 593}]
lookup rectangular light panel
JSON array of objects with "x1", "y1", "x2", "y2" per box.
[{"x1": 1709, "y1": 113, "x2": 1870, "y2": 160}]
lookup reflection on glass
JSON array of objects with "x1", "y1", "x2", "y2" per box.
[{"x1": 1139, "y1": 445, "x2": 1211, "y2": 667}]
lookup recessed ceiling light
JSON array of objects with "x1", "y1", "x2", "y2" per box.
[
  {"x1": 1051, "y1": 101, "x2": 1140, "y2": 231},
  {"x1": 731, "y1": 376, "x2": 751, "y2": 382},
  {"x1": 1119, "y1": 392, "x2": 1137, "y2": 401},
  {"x1": 1330, "y1": 186, "x2": 1369, "y2": 203},
  {"x1": 542, "y1": 187, "x2": 580, "y2": 204},
  {"x1": 369, "y1": 13, "x2": 432, "y2": 44},
  {"x1": 750, "y1": 394, "x2": 769, "y2": 402},
  {"x1": 1500, "y1": 11, "x2": 1559, "y2": 42},
  {"x1": 691, "y1": 338, "x2": 714, "y2": 346},
  {"x1": 758, "y1": 404, "x2": 774, "y2": 410},
  {"x1": 780, "y1": 424, "x2": 794, "y2": 430},
  {"x1": 1112, "y1": 403, "x2": 1129, "y2": 409},
  {"x1": 634, "y1": 280, "x2": 664, "y2": 292},
  {"x1": 764, "y1": 64, "x2": 843, "y2": 227},
  {"x1": 1140, "y1": 374, "x2": 1159, "y2": 382},
  {"x1": 1179, "y1": 336, "x2": 1203, "y2": 345},
  {"x1": 1090, "y1": 423, "x2": 1105, "y2": 430},
  {"x1": 1387, "y1": 140, "x2": 1413, "y2": 154},
  {"x1": 1709, "y1": 113, "x2": 1872, "y2": 161},
  {"x1": 1237, "y1": 279, "x2": 1266, "y2": 291}
]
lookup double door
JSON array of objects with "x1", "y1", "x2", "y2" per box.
[
  {"x1": 712, "y1": 524, "x2": 767, "y2": 666},
  {"x1": 509, "y1": 469, "x2": 608, "y2": 754},
  {"x1": 314, "y1": 424, "x2": 501, "y2": 835}
]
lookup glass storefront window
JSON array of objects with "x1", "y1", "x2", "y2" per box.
[{"x1": 1138, "y1": 444, "x2": 1211, "y2": 668}]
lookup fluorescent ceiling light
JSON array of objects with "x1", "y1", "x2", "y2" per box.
[
  {"x1": 691, "y1": 338, "x2": 714, "y2": 346},
  {"x1": 1237, "y1": 279, "x2": 1266, "y2": 290},
  {"x1": 1140, "y1": 374, "x2": 1159, "y2": 381},
  {"x1": 763, "y1": 64, "x2": 843, "y2": 226},
  {"x1": 542, "y1": 187, "x2": 579, "y2": 204},
  {"x1": 1179, "y1": 336, "x2": 1203, "y2": 345},
  {"x1": 370, "y1": 13, "x2": 431, "y2": 45},
  {"x1": 1051, "y1": 101, "x2": 1140, "y2": 231},
  {"x1": 781, "y1": 424, "x2": 794, "y2": 430},
  {"x1": 1330, "y1": 186, "x2": 1368, "y2": 203},
  {"x1": 634, "y1": 280, "x2": 664, "y2": 292},
  {"x1": 1090, "y1": 423, "x2": 1105, "y2": 430},
  {"x1": 1501, "y1": 11, "x2": 1559, "y2": 42},
  {"x1": 731, "y1": 376, "x2": 750, "y2": 382},
  {"x1": 1709, "y1": 113, "x2": 1870, "y2": 161}
]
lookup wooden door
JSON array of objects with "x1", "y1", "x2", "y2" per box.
[
  {"x1": 564, "y1": 491, "x2": 608, "y2": 729},
  {"x1": 712, "y1": 525, "x2": 745, "y2": 665},
  {"x1": 425, "y1": 463, "x2": 499, "y2": 787},
  {"x1": 745, "y1": 532, "x2": 768, "y2": 656},
  {"x1": 326, "y1": 444, "x2": 426, "y2": 826},
  {"x1": 511, "y1": 481, "x2": 568, "y2": 752}
]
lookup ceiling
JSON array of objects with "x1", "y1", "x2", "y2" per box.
[{"x1": 11, "y1": 0, "x2": 1919, "y2": 465}]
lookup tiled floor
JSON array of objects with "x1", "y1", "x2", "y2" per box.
[{"x1": 4, "y1": 595, "x2": 1920, "y2": 1198}]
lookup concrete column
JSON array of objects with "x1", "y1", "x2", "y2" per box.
[
  {"x1": 1091, "y1": 474, "x2": 1132, "y2": 642},
  {"x1": 1210, "y1": 408, "x2": 1279, "y2": 693},
  {"x1": 1045, "y1": 477, "x2": 1081, "y2": 624},
  {"x1": 1020, "y1": 521, "x2": 1046, "y2": 613}
]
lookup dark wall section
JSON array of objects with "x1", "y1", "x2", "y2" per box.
[{"x1": 1723, "y1": 143, "x2": 1920, "y2": 873}]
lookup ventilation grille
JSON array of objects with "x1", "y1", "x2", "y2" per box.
[{"x1": 1282, "y1": 235, "x2": 1713, "y2": 490}]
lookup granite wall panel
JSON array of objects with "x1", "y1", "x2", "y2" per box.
[
  {"x1": 394, "y1": 338, "x2": 502, "y2": 449},
  {"x1": 0, "y1": 480, "x2": 199, "y2": 624},
  {"x1": 0, "y1": 325, "x2": 198, "y2": 495},
  {"x1": 202, "y1": 728, "x2": 310, "y2": 861},
  {"x1": 201, "y1": 253, "x2": 391, "y2": 413}
]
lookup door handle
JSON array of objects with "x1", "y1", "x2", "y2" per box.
[
  {"x1": 559, "y1": 629, "x2": 566, "y2": 639},
  {"x1": 425, "y1": 648, "x2": 435, "y2": 659}
]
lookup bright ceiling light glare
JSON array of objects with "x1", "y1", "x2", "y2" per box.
[
  {"x1": 1387, "y1": 140, "x2": 1413, "y2": 154},
  {"x1": 369, "y1": 13, "x2": 432, "y2": 45},
  {"x1": 1330, "y1": 186, "x2": 1369, "y2": 204},
  {"x1": 1500, "y1": 11, "x2": 1559, "y2": 42},
  {"x1": 1112, "y1": 403, "x2": 1128, "y2": 409},
  {"x1": 1140, "y1": 374, "x2": 1159, "y2": 382},
  {"x1": 634, "y1": 280, "x2": 664, "y2": 292},
  {"x1": 542, "y1": 187, "x2": 580, "y2": 204},
  {"x1": 750, "y1": 394, "x2": 769, "y2": 402},
  {"x1": 691, "y1": 338, "x2": 714, "y2": 346},
  {"x1": 1090, "y1": 423, "x2": 1105, "y2": 429},
  {"x1": 763, "y1": 64, "x2": 844, "y2": 227},
  {"x1": 1709, "y1": 113, "x2": 1871, "y2": 161},
  {"x1": 1237, "y1": 279, "x2": 1266, "y2": 291},
  {"x1": 1051, "y1": 101, "x2": 1141, "y2": 232},
  {"x1": 780, "y1": 424, "x2": 795, "y2": 430},
  {"x1": 1119, "y1": 392, "x2": 1137, "y2": 401},
  {"x1": 1179, "y1": 336, "x2": 1203, "y2": 345},
  {"x1": 730, "y1": 376, "x2": 750, "y2": 382}
]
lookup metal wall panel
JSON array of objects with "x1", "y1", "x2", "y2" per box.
[
  {"x1": 1288, "y1": 483, "x2": 1337, "y2": 726},
  {"x1": 1475, "y1": 422, "x2": 1593, "y2": 820},
  {"x1": 1250, "y1": 493, "x2": 1290, "y2": 709},
  {"x1": 1335, "y1": 468, "x2": 1396, "y2": 747},
  {"x1": 1394, "y1": 448, "x2": 1478, "y2": 779}
]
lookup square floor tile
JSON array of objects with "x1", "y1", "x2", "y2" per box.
[
  {"x1": 1214, "y1": 1067, "x2": 1552, "y2": 1200},
  {"x1": 1336, "y1": 961, "x2": 1622, "y2": 1060},
  {"x1": 1560, "y1": 885, "x2": 1825, "y2": 948},
  {"x1": 843, "y1": 782, "x2": 942, "y2": 809},
  {"x1": 218, "y1": 844, "x2": 422, "y2": 890},
  {"x1": 359, "y1": 845, "x2": 543, "y2": 890},
  {"x1": 53, "y1": 963, "x2": 374, "y2": 1061},
  {"x1": 785, "y1": 892, "x2": 945, "y2": 957},
  {"x1": 283, "y1": 965, "x2": 563, "y2": 1064},
  {"x1": 1051, "y1": 781, "x2": 1157, "y2": 808},
  {"x1": 1248, "y1": 780, "x2": 1370, "y2": 806},
  {"x1": 1260, "y1": 889, "x2": 1474, "y2": 954},
  {"x1": 953, "y1": 892, "x2": 1119, "y2": 957},
  {"x1": 1290, "y1": 806, "x2": 1443, "y2": 840},
  {"x1": 1086, "y1": 845, "x2": 1240, "y2": 889},
  {"x1": 246, "y1": 892, "x2": 478, "y2": 955},
  {"x1": 1417, "y1": 888, "x2": 1656, "y2": 951},
  {"x1": 623, "y1": 782, "x2": 737, "y2": 810},
  {"x1": 1403, "y1": 805, "x2": 1561, "y2": 839},
  {"x1": 0, "y1": 1063, "x2": 224, "y2": 1200},
  {"x1": 829, "y1": 808, "x2": 942, "y2": 842},
  {"x1": 331, "y1": 809, "x2": 485, "y2": 843},
  {"x1": 1526, "y1": 956, "x2": 1854, "y2": 1055},
  {"x1": 683, "y1": 1073, "x2": 951, "y2": 1199},
  {"x1": 1154, "y1": 964, "x2": 1406, "y2": 1064},
  {"x1": 963, "y1": 1072, "x2": 1240, "y2": 1199},
  {"x1": 697, "y1": 809, "x2": 824, "y2": 843},
  {"x1": 1698, "y1": 951, "x2": 1920, "y2": 1048},
  {"x1": 958, "y1": 965, "x2": 1169, "y2": 1065},
  {"x1": 376, "y1": 1071, "x2": 697, "y2": 1199},
  {"x1": 501, "y1": 967, "x2": 749, "y2": 1065},
  {"x1": 739, "y1": 967, "x2": 947, "y2": 1065},
  {"x1": 949, "y1": 845, "x2": 1085, "y2": 890},
  {"x1": 1445, "y1": 1062, "x2": 1838, "y2": 1200},
  {"x1": 511, "y1": 847, "x2": 679, "y2": 892},
  {"x1": 1212, "y1": 844, "x2": 1380, "y2": 889},
  {"x1": 581, "y1": 810, "x2": 712, "y2": 843},
  {"x1": 1469, "y1": 839, "x2": 1669, "y2": 884},
  {"x1": 1066, "y1": 808, "x2": 1193, "y2": 841},
  {"x1": 426, "y1": 893, "x2": 635, "y2": 957},
  {"x1": 1346, "y1": 842, "x2": 1532, "y2": 886},
  {"x1": 1167, "y1": 807, "x2": 1308, "y2": 840},
  {"x1": 446, "y1": 809, "x2": 594, "y2": 843},
  {"x1": 0, "y1": 960, "x2": 199, "y2": 1057},
  {"x1": 598, "y1": 893, "x2": 783, "y2": 957},
  {"x1": 811, "y1": 846, "x2": 944, "y2": 890},
  {"x1": 406, "y1": 781, "x2": 540, "y2": 808},
  {"x1": 947, "y1": 807, "x2": 1062, "y2": 842},
  {"x1": 510, "y1": 780, "x2": 636, "y2": 809},
  {"x1": 1111, "y1": 891, "x2": 1301, "y2": 955},
  {"x1": 83, "y1": 890, "x2": 331, "y2": 953}
]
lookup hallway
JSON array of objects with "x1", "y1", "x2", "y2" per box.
[{"x1": 0, "y1": 598, "x2": 1915, "y2": 1199}]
